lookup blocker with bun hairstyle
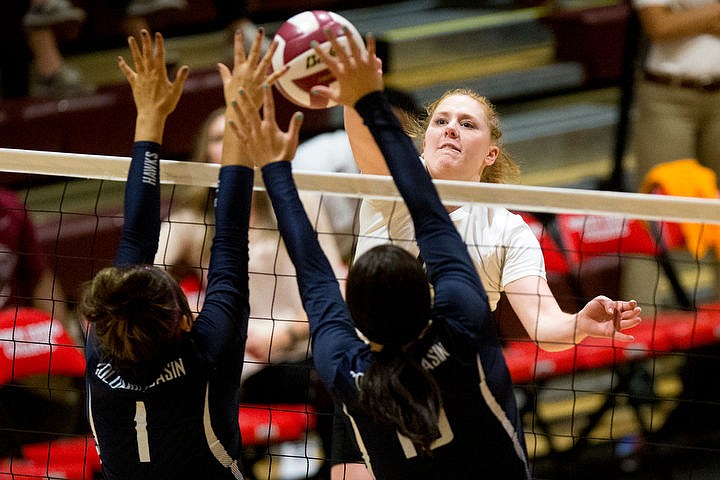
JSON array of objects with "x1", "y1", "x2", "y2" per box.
[{"x1": 79, "y1": 265, "x2": 192, "y2": 380}]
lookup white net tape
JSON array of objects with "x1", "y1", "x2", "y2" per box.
[{"x1": 3, "y1": 148, "x2": 720, "y2": 224}]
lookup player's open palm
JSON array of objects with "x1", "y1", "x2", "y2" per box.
[
  {"x1": 219, "y1": 28, "x2": 286, "y2": 109},
  {"x1": 310, "y1": 29, "x2": 383, "y2": 107},
  {"x1": 228, "y1": 84, "x2": 303, "y2": 167},
  {"x1": 118, "y1": 30, "x2": 188, "y2": 121}
]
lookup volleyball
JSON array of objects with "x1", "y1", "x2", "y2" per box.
[{"x1": 271, "y1": 10, "x2": 364, "y2": 109}]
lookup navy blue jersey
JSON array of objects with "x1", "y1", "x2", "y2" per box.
[
  {"x1": 86, "y1": 142, "x2": 252, "y2": 480},
  {"x1": 262, "y1": 92, "x2": 530, "y2": 479}
]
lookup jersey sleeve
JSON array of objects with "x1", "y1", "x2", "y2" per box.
[
  {"x1": 261, "y1": 161, "x2": 361, "y2": 388},
  {"x1": 353, "y1": 91, "x2": 491, "y2": 338},
  {"x1": 114, "y1": 142, "x2": 162, "y2": 267},
  {"x1": 191, "y1": 165, "x2": 253, "y2": 363}
]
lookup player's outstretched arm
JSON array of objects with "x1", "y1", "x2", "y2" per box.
[
  {"x1": 115, "y1": 30, "x2": 188, "y2": 267},
  {"x1": 118, "y1": 30, "x2": 188, "y2": 143}
]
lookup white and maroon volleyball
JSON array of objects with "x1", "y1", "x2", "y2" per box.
[{"x1": 271, "y1": 10, "x2": 364, "y2": 109}]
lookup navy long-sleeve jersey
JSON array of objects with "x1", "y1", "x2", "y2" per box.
[
  {"x1": 262, "y1": 92, "x2": 530, "y2": 479},
  {"x1": 86, "y1": 142, "x2": 252, "y2": 479}
]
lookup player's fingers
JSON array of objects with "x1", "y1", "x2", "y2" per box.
[
  {"x1": 227, "y1": 119, "x2": 248, "y2": 143},
  {"x1": 365, "y1": 33, "x2": 377, "y2": 62},
  {"x1": 154, "y1": 32, "x2": 166, "y2": 73},
  {"x1": 229, "y1": 101, "x2": 250, "y2": 135},
  {"x1": 233, "y1": 29, "x2": 247, "y2": 69},
  {"x1": 288, "y1": 112, "x2": 303, "y2": 140},
  {"x1": 344, "y1": 27, "x2": 364, "y2": 60},
  {"x1": 246, "y1": 28, "x2": 265, "y2": 65},
  {"x1": 139, "y1": 30, "x2": 153, "y2": 70},
  {"x1": 233, "y1": 89, "x2": 259, "y2": 125},
  {"x1": 324, "y1": 28, "x2": 351, "y2": 64},
  {"x1": 613, "y1": 330, "x2": 635, "y2": 342},
  {"x1": 284, "y1": 112, "x2": 304, "y2": 160},
  {"x1": 257, "y1": 38, "x2": 278, "y2": 74},
  {"x1": 172, "y1": 65, "x2": 190, "y2": 91},
  {"x1": 619, "y1": 317, "x2": 642, "y2": 331},
  {"x1": 127, "y1": 36, "x2": 143, "y2": 73},
  {"x1": 262, "y1": 84, "x2": 276, "y2": 125},
  {"x1": 266, "y1": 64, "x2": 289, "y2": 86},
  {"x1": 309, "y1": 85, "x2": 334, "y2": 101},
  {"x1": 117, "y1": 56, "x2": 135, "y2": 82},
  {"x1": 218, "y1": 63, "x2": 231, "y2": 84},
  {"x1": 311, "y1": 41, "x2": 340, "y2": 79}
]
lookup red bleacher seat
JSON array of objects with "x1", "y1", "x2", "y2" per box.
[
  {"x1": 505, "y1": 315, "x2": 675, "y2": 385},
  {"x1": 239, "y1": 404, "x2": 317, "y2": 447},
  {"x1": 0, "y1": 308, "x2": 85, "y2": 385},
  {"x1": 656, "y1": 302, "x2": 720, "y2": 351},
  {"x1": 504, "y1": 209, "x2": 720, "y2": 459},
  {"x1": 19, "y1": 436, "x2": 101, "y2": 480},
  {"x1": 0, "y1": 457, "x2": 88, "y2": 480}
]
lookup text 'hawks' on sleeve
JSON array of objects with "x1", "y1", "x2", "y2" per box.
[{"x1": 115, "y1": 141, "x2": 162, "y2": 267}]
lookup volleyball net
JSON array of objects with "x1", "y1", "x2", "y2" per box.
[{"x1": 2, "y1": 147, "x2": 720, "y2": 478}]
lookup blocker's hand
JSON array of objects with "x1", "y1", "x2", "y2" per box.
[
  {"x1": 309, "y1": 28, "x2": 383, "y2": 107},
  {"x1": 228, "y1": 84, "x2": 303, "y2": 168}
]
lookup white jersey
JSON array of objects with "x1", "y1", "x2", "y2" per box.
[
  {"x1": 632, "y1": 0, "x2": 720, "y2": 79},
  {"x1": 356, "y1": 198, "x2": 546, "y2": 311}
]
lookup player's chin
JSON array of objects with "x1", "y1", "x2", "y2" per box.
[{"x1": 428, "y1": 155, "x2": 471, "y2": 181}]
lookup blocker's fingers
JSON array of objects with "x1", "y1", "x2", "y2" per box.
[
  {"x1": 344, "y1": 27, "x2": 364, "y2": 60},
  {"x1": 154, "y1": 32, "x2": 166, "y2": 70},
  {"x1": 366, "y1": 33, "x2": 377, "y2": 61},
  {"x1": 118, "y1": 56, "x2": 135, "y2": 82},
  {"x1": 227, "y1": 119, "x2": 248, "y2": 143},
  {"x1": 246, "y1": 27, "x2": 265, "y2": 65},
  {"x1": 311, "y1": 40, "x2": 339, "y2": 78},
  {"x1": 257, "y1": 38, "x2": 278, "y2": 74},
  {"x1": 323, "y1": 28, "x2": 351, "y2": 64},
  {"x1": 232, "y1": 89, "x2": 260, "y2": 125},
  {"x1": 139, "y1": 30, "x2": 153, "y2": 68},
  {"x1": 264, "y1": 84, "x2": 276, "y2": 120},
  {"x1": 233, "y1": 29, "x2": 247, "y2": 67},
  {"x1": 308, "y1": 85, "x2": 332, "y2": 100},
  {"x1": 266, "y1": 64, "x2": 288, "y2": 86},
  {"x1": 127, "y1": 36, "x2": 143, "y2": 72}
]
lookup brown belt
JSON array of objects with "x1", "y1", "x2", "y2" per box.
[{"x1": 644, "y1": 71, "x2": 720, "y2": 93}]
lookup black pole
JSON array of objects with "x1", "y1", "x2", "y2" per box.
[{"x1": 608, "y1": 1, "x2": 643, "y2": 192}]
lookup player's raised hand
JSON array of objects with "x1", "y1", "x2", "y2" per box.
[
  {"x1": 218, "y1": 28, "x2": 287, "y2": 109},
  {"x1": 118, "y1": 30, "x2": 189, "y2": 143},
  {"x1": 310, "y1": 28, "x2": 383, "y2": 107},
  {"x1": 227, "y1": 84, "x2": 303, "y2": 168}
]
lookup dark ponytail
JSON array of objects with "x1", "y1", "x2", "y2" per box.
[
  {"x1": 359, "y1": 346, "x2": 442, "y2": 455},
  {"x1": 347, "y1": 244, "x2": 440, "y2": 454}
]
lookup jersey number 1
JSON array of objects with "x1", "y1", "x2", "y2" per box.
[
  {"x1": 135, "y1": 401, "x2": 151, "y2": 462},
  {"x1": 397, "y1": 406, "x2": 454, "y2": 459}
]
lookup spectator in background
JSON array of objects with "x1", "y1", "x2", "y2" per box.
[
  {"x1": 0, "y1": 187, "x2": 71, "y2": 334},
  {"x1": 112, "y1": 0, "x2": 188, "y2": 43},
  {"x1": 19, "y1": 0, "x2": 95, "y2": 99},
  {"x1": 1, "y1": 0, "x2": 187, "y2": 100},
  {"x1": 631, "y1": 0, "x2": 720, "y2": 186}
]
